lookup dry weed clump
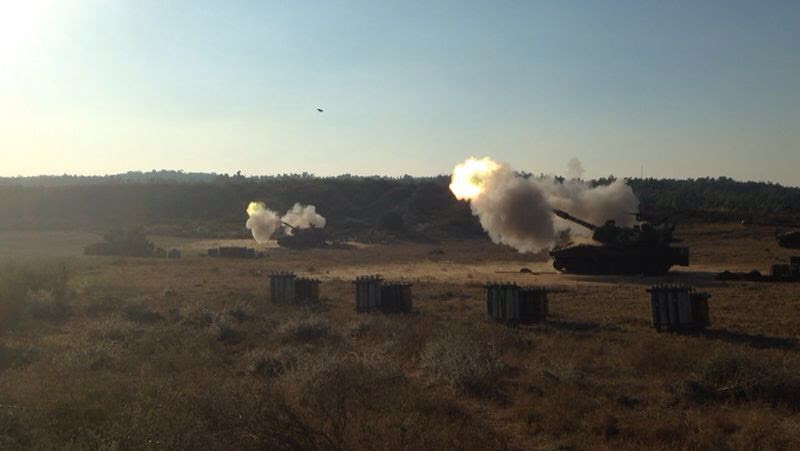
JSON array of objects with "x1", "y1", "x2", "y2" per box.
[
  {"x1": 348, "y1": 315, "x2": 438, "y2": 359},
  {"x1": 675, "y1": 350, "x2": 800, "y2": 411},
  {"x1": 5, "y1": 227, "x2": 800, "y2": 448},
  {"x1": 0, "y1": 262, "x2": 72, "y2": 330},
  {"x1": 121, "y1": 300, "x2": 163, "y2": 324},
  {"x1": 0, "y1": 344, "x2": 36, "y2": 372},
  {"x1": 243, "y1": 347, "x2": 297, "y2": 378},
  {"x1": 348, "y1": 316, "x2": 374, "y2": 337},
  {"x1": 208, "y1": 315, "x2": 242, "y2": 344},
  {"x1": 419, "y1": 329, "x2": 504, "y2": 395},
  {"x1": 277, "y1": 315, "x2": 334, "y2": 344},
  {"x1": 84, "y1": 294, "x2": 125, "y2": 317},
  {"x1": 179, "y1": 300, "x2": 214, "y2": 327},
  {"x1": 280, "y1": 351, "x2": 507, "y2": 449},
  {"x1": 624, "y1": 336, "x2": 702, "y2": 376},
  {"x1": 26, "y1": 288, "x2": 72, "y2": 322},
  {"x1": 225, "y1": 302, "x2": 255, "y2": 322},
  {"x1": 57, "y1": 341, "x2": 122, "y2": 372},
  {"x1": 87, "y1": 317, "x2": 140, "y2": 344}
]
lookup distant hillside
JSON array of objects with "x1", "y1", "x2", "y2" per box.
[{"x1": 0, "y1": 173, "x2": 798, "y2": 238}]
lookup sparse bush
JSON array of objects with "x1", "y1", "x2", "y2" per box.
[
  {"x1": 674, "y1": 351, "x2": 800, "y2": 412},
  {"x1": 348, "y1": 317, "x2": 374, "y2": 337},
  {"x1": 281, "y1": 351, "x2": 507, "y2": 449},
  {"x1": 180, "y1": 300, "x2": 214, "y2": 327},
  {"x1": 703, "y1": 351, "x2": 759, "y2": 386},
  {"x1": 225, "y1": 303, "x2": 254, "y2": 322},
  {"x1": 0, "y1": 263, "x2": 71, "y2": 330},
  {"x1": 626, "y1": 337, "x2": 701, "y2": 376},
  {"x1": 0, "y1": 344, "x2": 35, "y2": 372},
  {"x1": 85, "y1": 295, "x2": 126, "y2": 316},
  {"x1": 244, "y1": 348, "x2": 297, "y2": 378},
  {"x1": 122, "y1": 301, "x2": 162, "y2": 324},
  {"x1": 209, "y1": 316, "x2": 242, "y2": 344},
  {"x1": 58, "y1": 341, "x2": 121, "y2": 372},
  {"x1": 88, "y1": 317, "x2": 139, "y2": 343},
  {"x1": 27, "y1": 288, "x2": 71, "y2": 322},
  {"x1": 419, "y1": 329, "x2": 504, "y2": 395},
  {"x1": 277, "y1": 315, "x2": 333, "y2": 344}
]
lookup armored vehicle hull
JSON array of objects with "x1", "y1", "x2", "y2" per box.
[
  {"x1": 777, "y1": 231, "x2": 800, "y2": 249},
  {"x1": 550, "y1": 244, "x2": 689, "y2": 275},
  {"x1": 548, "y1": 208, "x2": 689, "y2": 275},
  {"x1": 277, "y1": 227, "x2": 327, "y2": 249}
]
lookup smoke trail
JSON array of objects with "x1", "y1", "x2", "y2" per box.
[
  {"x1": 449, "y1": 157, "x2": 639, "y2": 253},
  {"x1": 246, "y1": 202, "x2": 281, "y2": 243},
  {"x1": 281, "y1": 203, "x2": 326, "y2": 235}
]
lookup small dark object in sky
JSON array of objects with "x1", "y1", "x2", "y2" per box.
[{"x1": 316, "y1": 108, "x2": 323, "y2": 112}]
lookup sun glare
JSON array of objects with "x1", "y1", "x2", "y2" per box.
[{"x1": 0, "y1": 0, "x2": 50, "y2": 58}]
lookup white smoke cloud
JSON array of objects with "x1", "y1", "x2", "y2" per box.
[
  {"x1": 450, "y1": 157, "x2": 640, "y2": 253},
  {"x1": 245, "y1": 201, "x2": 327, "y2": 242},
  {"x1": 246, "y1": 202, "x2": 281, "y2": 243},
  {"x1": 281, "y1": 203, "x2": 326, "y2": 235},
  {"x1": 539, "y1": 178, "x2": 639, "y2": 228}
]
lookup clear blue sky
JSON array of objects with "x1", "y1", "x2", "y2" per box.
[{"x1": 1, "y1": 1, "x2": 798, "y2": 185}]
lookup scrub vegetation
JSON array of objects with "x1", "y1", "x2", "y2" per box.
[{"x1": 1, "y1": 222, "x2": 800, "y2": 449}]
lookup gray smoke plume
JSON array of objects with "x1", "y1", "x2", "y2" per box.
[
  {"x1": 539, "y1": 178, "x2": 639, "y2": 228},
  {"x1": 470, "y1": 166, "x2": 556, "y2": 253},
  {"x1": 281, "y1": 203, "x2": 326, "y2": 235},
  {"x1": 450, "y1": 157, "x2": 639, "y2": 253},
  {"x1": 566, "y1": 157, "x2": 585, "y2": 179},
  {"x1": 246, "y1": 202, "x2": 327, "y2": 242}
]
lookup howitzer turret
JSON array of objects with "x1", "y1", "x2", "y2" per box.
[
  {"x1": 549, "y1": 209, "x2": 689, "y2": 275},
  {"x1": 277, "y1": 222, "x2": 327, "y2": 249}
]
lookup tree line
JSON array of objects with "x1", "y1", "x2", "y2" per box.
[{"x1": 0, "y1": 174, "x2": 798, "y2": 237}]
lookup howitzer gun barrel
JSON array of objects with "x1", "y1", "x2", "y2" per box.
[
  {"x1": 552, "y1": 209, "x2": 598, "y2": 231},
  {"x1": 281, "y1": 221, "x2": 296, "y2": 230}
]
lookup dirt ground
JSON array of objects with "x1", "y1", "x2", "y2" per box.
[{"x1": 1, "y1": 223, "x2": 799, "y2": 449}]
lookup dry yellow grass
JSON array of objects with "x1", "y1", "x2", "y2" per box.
[{"x1": 1, "y1": 223, "x2": 799, "y2": 449}]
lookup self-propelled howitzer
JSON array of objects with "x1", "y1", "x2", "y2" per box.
[
  {"x1": 549, "y1": 209, "x2": 689, "y2": 275},
  {"x1": 777, "y1": 230, "x2": 800, "y2": 249},
  {"x1": 276, "y1": 222, "x2": 327, "y2": 249}
]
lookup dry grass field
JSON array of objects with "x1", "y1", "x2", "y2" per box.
[{"x1": 1, "y1": 223, "x2": 800, "y2": 449}]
